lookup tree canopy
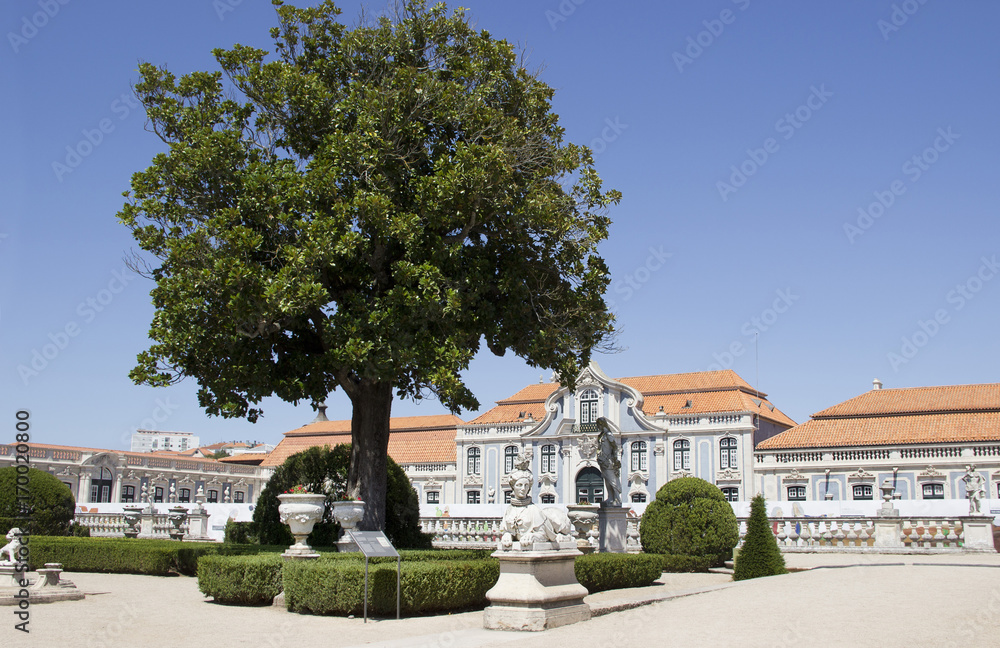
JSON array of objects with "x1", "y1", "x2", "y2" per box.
[{"x1": 118, "y1": 0, "x2": 620, "y2": 529}]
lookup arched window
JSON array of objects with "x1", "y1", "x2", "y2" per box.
[
  {"x1": 630, "y1": 441, "x2": 647, "y2": 471},
  {"x1": 504, "y1": 446, "x2": 518, "y2": 473},
  {"x1": 467, "y1": 447, "x2": 481, "y2": 475},
  {"x1": 541, "y1": 444, "x2": 556, "y2": 474},
  {"x1": 720, "y1": 437, "x2": 738, "y2": 470},
  {"x1": 91, "y1": 467, "x2": 114, "y2": 503},
  {"x1": 673, "y1": 439, "x2": 690, "y2": 471},
  {"x1": 576, "y1": 467, "x2": 604, "y2": 504},
  {"x1": 579, "y1": 389, "x2": 599, "y2": 424}
]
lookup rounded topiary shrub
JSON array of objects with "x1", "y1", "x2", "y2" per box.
[
  {"x1": 639, "y1": 477, "x2": 738, "y2": 565},
  {"x1": 733, "y1": 494, "x2": 787, "y2": 581},
  {"x1": 0, "y1": 466, "x2": 76, "y2": 536},
  {"x1": 252, "y1": 444, "x2": 431, "y2": 549}
]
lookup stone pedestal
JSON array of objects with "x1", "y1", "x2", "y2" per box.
[
  {"x1": 0, "y1": 564, "x2": 25, "y2": 587},
  {"x1": 597, "y1": 505, "x2": 629, "y2": 553},
  {"x1": 484, "y1": 544, "x2": 590, "y2": 631},
  {"x1": 138, "y1": 513, "x2": 156, "y2": 539},
  {"x1": 873, "y1": 518, "x2": 903, "y2": 549},
  {"x1": 960, "y1": 517, "x2": 995, "y2": 552},
  {"x1": 185, "y1": 510, "x2": 212, "y2": 541}
]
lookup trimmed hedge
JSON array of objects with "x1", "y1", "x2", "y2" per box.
[
  {"x1": 198, "y1": 554, "x2": 284, "y2": 605},
  {"x1": 0, "y1": 467, "x2": 76, "y2": 536},
  {"x1": 639, "y1": 477, "x2": 738, "y2": 566},
  {"x1": 733, "y1": 494, "x2": 787, "y2": 581},
  {"x1": 24, "y1": 536, "x2": 289, "y2": 575},
  {"x1": 283, "y1": 558, "x2": 500, "y2": 616},
  {"x1": 574, "y1": 553, "x2": 661, "y2": 593},
  {"x1": 658, "y1": 553, "x2": 715, "y2": 573}
]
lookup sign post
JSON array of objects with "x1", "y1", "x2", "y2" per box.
[{"x1": 348, "y1": 530, "x2": 401, "y2": 622}]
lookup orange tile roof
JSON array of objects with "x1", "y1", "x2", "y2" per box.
[
  {"x1": 468, "y1": 370, "x2": 793, "y2": 428},
  {"x1": 758, "y1": 383, "x2": 1000, "y2": 450},
  {"x1": 261, "y1": 414, "x2": 464, "y2": 467},
  {"x1": 814, "y1": 383, "x2": 1000, "y2": 418},
  {"x1": 757, "y1": 412, "x2": 1000, "y2": 449}
]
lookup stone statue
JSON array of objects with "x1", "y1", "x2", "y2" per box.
[
  {"x1": 963, "y1": 465, "x2": 986, "y2": 515},
  {"x1": 0, "y1": 528, "x2": 25, "y2": 565},
  {"x1": 498, "y1": 455, "x2": 573, "y2": 551},
  {"x1": 595, "y1": 418, "x2": 622, "y2": 506}
]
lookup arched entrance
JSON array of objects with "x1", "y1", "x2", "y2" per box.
[
  {"x1": 575, "y1": 467, "x2": 604, "y2": 504},
  {"x1": 91, "y1": 467, "x2": 114, "y2": 503}
]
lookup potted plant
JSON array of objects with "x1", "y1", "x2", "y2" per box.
[{"x1": 277, "y1": 485, "x2": 326, "y2": 557}]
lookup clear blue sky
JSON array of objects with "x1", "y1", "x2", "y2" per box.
[{"x1": 3, "y1": 0, "x2": 998, "y2": 450}]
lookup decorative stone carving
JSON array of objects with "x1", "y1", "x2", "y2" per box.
[
  {"x1": 595, "y1": 418, "x2": 622, "y2": 507},
  {"x1": 918, "y1": 465, "x2": 945, "y2": 479},
  {"x1": 122, "y1": 506, "x2": 143, "y2": 538},
  {"x1": 717, "y1": 468, "x2": 741, "y2": 482},
  {"x1": 0, "y1": 528, "x2": 25, "y2": 565},
  {"x1": 783, "y1": 468, "x2": 808, "y2": 483},
  {"x1": 653, "y1": 442, "x2": 665, "y2": 456},
  {"x1": 560, "y1": 447, "x2": 573, "y2": 458},
  {"x1": 847, "y1": 467, "x2": 876, "y2": 481},
  {"x1": 578, "y1": 435, "x2": 598, "y2": 461},
  {"x1": 331, "y1": 500, "x2": 365, "y2": 532},
  {"x1": 670, "y1": 470, "x2": 693, "y2": 480},
  {"x1": 962, "y1": 465, "x2": 986, "y2": 516},
  {"x1": 497, "y1": 453, "x2": 574, "y2": 551},
  {"x1": 168, "y1": 506, "x2": 188, "y2": 540},
  {"x1": 464, "y1": 474, "x2": 483, "y2": 487}
]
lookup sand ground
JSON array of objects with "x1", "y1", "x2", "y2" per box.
[{"x1": 4, "y1": 553, "x2": 1000, "y2": 648}]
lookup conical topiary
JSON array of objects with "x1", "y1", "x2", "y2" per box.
[{"x1": 733, "y1": 494, "x2": 787, "y2": 581}]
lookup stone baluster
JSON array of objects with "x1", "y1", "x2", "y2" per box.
[
  {"x1": 787, "y1": 521, "x2": 800, "y2": 547},
  {"x1": 845, "y1": 522, "x2": 859, "y2": 546},
  {"x1": 776, "y1": 521, "x2": 788, "y2": 547},
  {"x1": 799, "y1": 521, "x2": 813, "y2": 547},
  {"x1": 821, "y1": 520, "x2": 834, "y2": 547},
  {"x1": 944, "y1": 521, "x2": 959, "y2": 548},
  {"x1": 919, "y1": 521, "x2": 933, "y2": 547},
  {"x1": 833, "y1": 521, "x2": 847, "y2": 546},
  {"x1": 932, "y1": 521, "x2": 946, "y2": 548}
]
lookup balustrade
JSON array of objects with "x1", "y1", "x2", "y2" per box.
[{"x1": 737, "y1": 516, "x2": 974, "y2": 552}]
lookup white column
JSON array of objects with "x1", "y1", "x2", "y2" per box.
[
  {"x1": 78, "y1": 472, "x2": 92, "y2": 503},
  {"x1": 113, "y1": 471, "x2": 124, "y2": 503}
]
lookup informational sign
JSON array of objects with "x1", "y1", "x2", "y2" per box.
[
  {"x1": 347, "y1": 530, "x2": 401, "y2": 622},
  {"x1": 349, "y1": 530, "x2": 400, "y2": 558}
]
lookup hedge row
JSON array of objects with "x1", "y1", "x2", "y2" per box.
[
  {"x1": 24, "y1": 536, "x2": 290, "y2": 575},
  {"x1": 657, "y1": 553, "x2": 716, "y2": 573},
  {"x1": 574, "y1": 553, "x2": 662, "y2": 593},
  {"x1": 198, "y1": 554, "x2": 284, "y2": 605},
  {"x1": 283, "y1": 558, "x2": 500, "y2": 616}
]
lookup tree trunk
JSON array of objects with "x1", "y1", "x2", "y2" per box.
[{"x1": 347, "y1": 380, "x2": 393, "y2": 531}]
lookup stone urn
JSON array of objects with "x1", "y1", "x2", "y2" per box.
[
  {"x1": 122, "y1": 505, "x2": 143, "y2": 538},
  {"x1": 566, "y1": 504, "x2": 600, "y2": 553},
  {"x1": 332, "y1": 500, "x2": 365, "y2": 532},
  {"x1": 278, "y1": 493, "x2": 326, "y2": 558},
  {"x1": 168, "y1": 506, "x2": 188, "y2": 541}
]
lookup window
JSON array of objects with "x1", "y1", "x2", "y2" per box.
[
  {"x1": 922, "y1": 483, "x2": 944, "y2": 500},
  {"x1": 721, "y1": 487, "x2": 739, "y2": 502},
  {"x1": 467, "y1": 447, "x2": 481, "y2": 475},
  {"x1": 540, "y1": 494, "x2": 555, "y2": 504},
  {"x1": 673, "y1": 439, "x2": 690, "y2": 471},
  {"x1": 580, "y1": 389, "x2": 599, "y2": 424},
  {"x1": 179, "y1": 488, "x2": 191, "y2": 503},
  {"x1": 631, "y1": 441, "x2": 647, "y2": 472},
  {"x1": 503, "y1": 490, "x2": 512, "y2": 504},
  {"x1": 787, "y1": 486, "x2": 806, "y2": 501},
  {"x1": 504, "y1": 446, "x2": 518, "y2": 473},
  {"x1": 466, "y1": 490, "x2": 481, "y2": 504},
  {"x1": 853, "y1": 484, "x2": 873, "y2": 500},
  {"x1": 154, "y1": 487, "x2": 164, "y2": 503},
  {"x1": 208, "y1": 490, "x2": 219, "y2": 503},
  {"x1": 720, "y1": 437, "x2": 738, "y2": 470},
  {"x1": 234, "y1": 491, "x2": 245, "y2": 503},
  {"x1": 630, "y1": 492, "x2": 647, "y2": 503},
  {"x1": 541, "y1": 444, "x2": 556, "y2": 474},
  {"x1": 121, "y1": 485, "x2": 135, "y2": 503},
  {"x1": 426, "y1": 491, "x2": 440, "y2": 504}
]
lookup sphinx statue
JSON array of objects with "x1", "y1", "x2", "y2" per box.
[{"x1": 498, "y1": 454, "x2": 573, "y2": 551}]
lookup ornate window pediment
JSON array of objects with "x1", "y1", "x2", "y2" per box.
[
  {"x1": 847, "y1": 467, "x2": 876, "y2": 482},
  {"x1": 783, "y1": 468, "x2": 808, "y2": 483},
  {"x1": 463, "y1": 474, "x2": 482, "y2": 487},
  {"x1": 670, "y1": 470, "x2": 693, "y2": 480},
  {"x1": 538, "y1": 473, "x2": 557, "y2": 488},
  {"x1": 918, "y1": 465, "x2": 945, "y2": 480},
  {"x1": 716, "y1": 468, "x2": 741, "y2": 483}
]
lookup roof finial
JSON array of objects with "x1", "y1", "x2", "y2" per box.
[
  {"x1": 312, "y1": 402, "x2": 329, "y2": 422},
  {"x1": 872, "y1": 378, "x2": 883, "y2": 391}
]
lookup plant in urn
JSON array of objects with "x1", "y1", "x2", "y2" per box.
[{"x1": 278, "y1": 485, "x2": 326, "y2": 558}]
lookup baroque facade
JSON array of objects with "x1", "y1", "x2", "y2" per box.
[
  {"x1": 754, "y1": 380, "x2": 1000, "y2": 511},
  {"x1": 447, "y1": 362, "x2": 795, "y2": 510}
]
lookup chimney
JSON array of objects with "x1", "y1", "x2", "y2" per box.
[
  {"x1": 312, "y1": 402, "x2": 329, "y2": 422},
  {"x1": 872, "y1": 378, "x2": 883, "y2": 390}
]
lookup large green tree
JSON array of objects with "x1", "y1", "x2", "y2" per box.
[{"x1": 118, "y1": 0, "x2": 620, "y2": 530}]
